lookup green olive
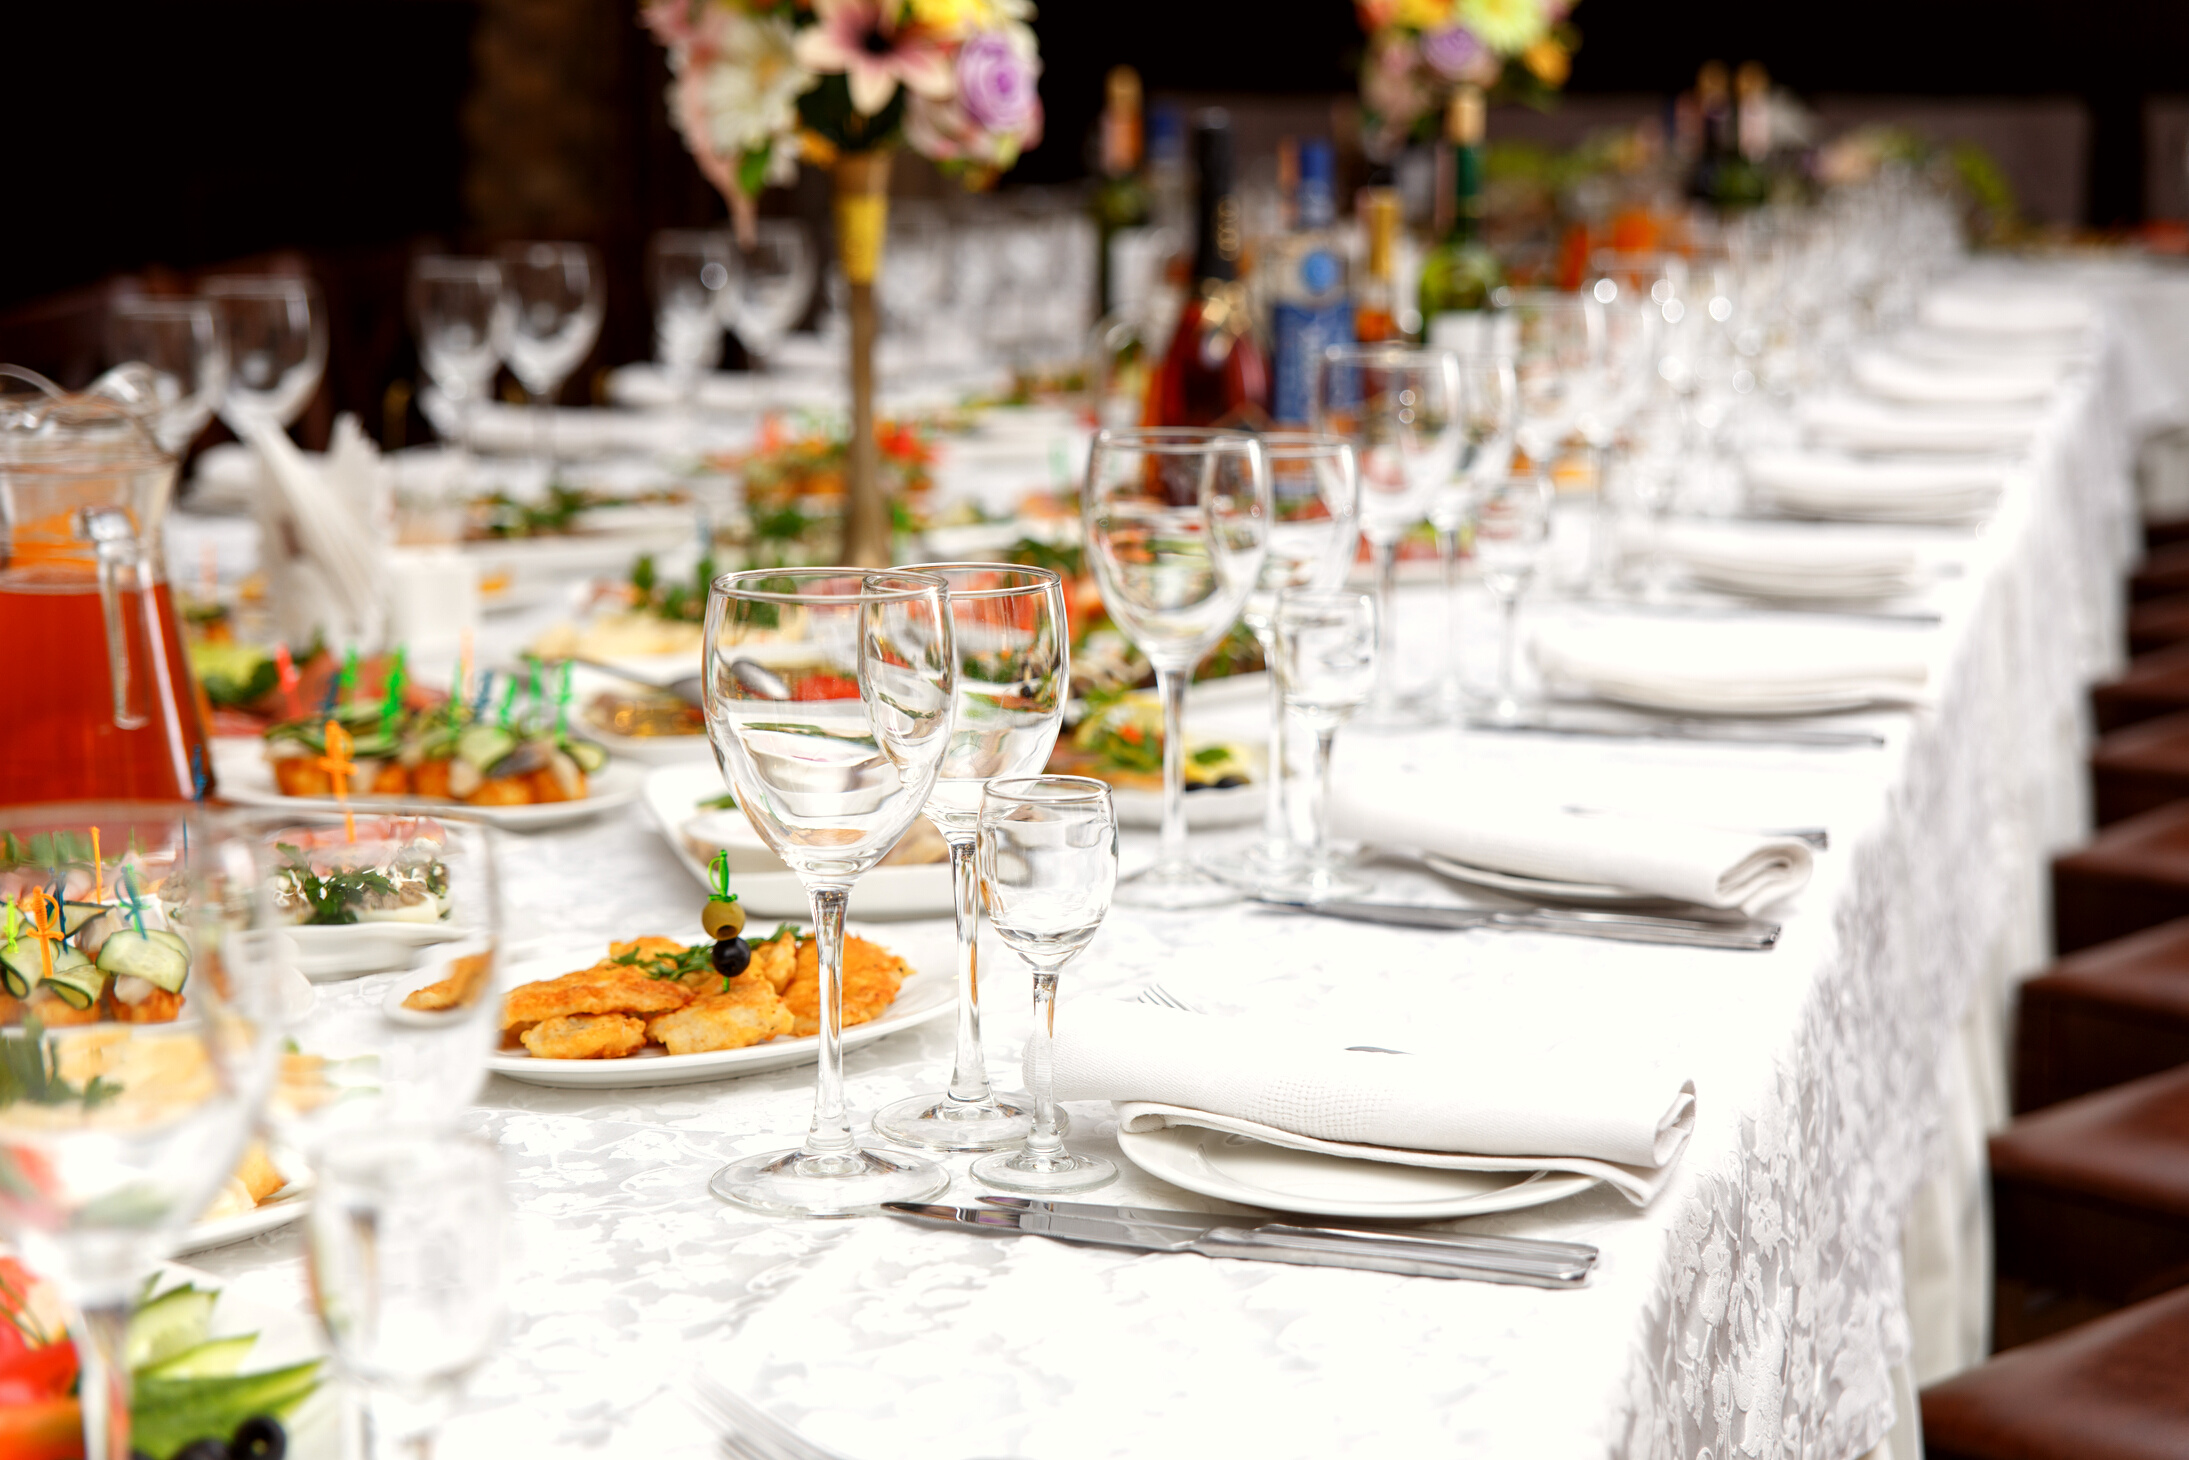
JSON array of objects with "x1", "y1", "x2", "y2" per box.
[{"x1": 702, "y1": 897, "x2": 747, "y2": 940}]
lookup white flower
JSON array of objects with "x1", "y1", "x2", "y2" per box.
[{"x1": 674, "y1": 4, "x2": 812, "y2": 161}]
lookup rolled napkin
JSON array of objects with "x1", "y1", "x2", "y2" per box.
[
  {"x1": 1654, "y1": 521, "x2": 1925, "y2": 602},
  {"x1": 1046, "y1": 1001, "x2": 1697, "y2": 1205},
  {"x1": 1798, "y1": 396, "x2": 2036, "y2": 455},
  {"x1": 1919, "y1": 284, "x2": 2094, "y2": 339},
  {"x1": 1329, "y1": 782, "x2": 1812, "y2": 911},
  {"x1": 1744, "y1": 450, "x2": 2004, "y2": 524},
  {"x1": 1529, "y1": 616, "x2": 1932, "y2": 717},
  {"x1": 1849, "y1": 348, "x2": 2059, "y2": 408}
]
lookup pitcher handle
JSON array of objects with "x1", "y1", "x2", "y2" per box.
[{"x1": 77, "y1": 508, "x2": 149, "y2": 731}]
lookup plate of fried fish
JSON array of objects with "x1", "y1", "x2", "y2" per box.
[{"x1": 479, "y1": 922, "x2": 955, "y2": 1087}]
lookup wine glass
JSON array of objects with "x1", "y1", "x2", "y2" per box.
[
  {"x1": 1313, "y1": 344, "x2": 1463, "y2": 730},
  {"x1": 1431, "y1": 355, "x2": 1516, "y2": 715},
  {"x1": 874, "y1": 564, "x2": 1070, "y2": 1153},
  {"x1": 729, "y1": 220, "x2": 817, "y2": 371},
  {"x1": 648, "y1": 229, "x2": 734, "y2": 413},
  {"x1": 309, "y1": 1128, "x2": 505, "y2": 1460},
  {"x1": 1081, "y1": 428, "x2": 1271, "y2": 909},
  {"x1": 968, "y1": 775, "x2": 1118, "y2": 1195},
  {"x1": 0, "y1": 803, "x2": 286, "y2": 1460},
  {"x1": 497, "y1": 241, "x2": 604, "y2": 478},
  {"x1": 204, "y1": 275, "x2": 327, "y2": 431},
  {"x1": 104, "y1": 296, "x2": 229, "y2": 455},
  {"x1": 702, "y1": 569, "x2": 957, "y2": 1215},
  {"x1": 409, "y1": 256, "x2": 507, "y2": 458},
  {"x1": 1473, "y1": 473, "x2": 1555, "y2": 724},
  {"x1": 1265, "y1": 590, "x2": 1377, "y2": 901},
  {"x1": 1237, "y1": 434, "x2": 1359, "y2": 879}
]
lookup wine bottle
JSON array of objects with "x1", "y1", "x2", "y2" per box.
[
  {"x1": 1266, "y1": 140, "x2": 1355, "y2": 425},
  {"x1": 1147, "y1": 110, "x2": 1271, "y2": 429},
  {"x1": 1417, "y1": 86, "x2": 1501, "y2": 354},
  {"x1": 1353, "y1": 185, "x2": 1402, "y2": 344},
  {"x1": 1686, "y1": 61, "x2": 1730, "y2": 205},
  {"x1": 1091, "y1": 66, "x2": 1151, "y2": 318}
]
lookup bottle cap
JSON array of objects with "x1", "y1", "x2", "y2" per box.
[
  {"x1": 1445, "y1": 87, "x2": 1486, "y2": 146},
  {"x1": 1296, "y1": 140, "x2": 1336, "y2": 229}
]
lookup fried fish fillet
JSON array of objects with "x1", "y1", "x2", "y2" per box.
[
  {"x1": 746, "y1": 931, "x2": 800, "y2": 994},
  {"x1": 646, "y1": 974, "x2": 795, "y2": 1055},
  {"x1": 520, "y1": 1013, "x2": 650, "y2": 1060},
  {"x1": 501, "y1": 960, "x2": 691, "y2": 1038},
  {"x1": 401, "y1": 952, "x2": 493, "y2": 1013},
  {"x1": 781, "y1": 935, "x2": 908, "y2": 1038}
]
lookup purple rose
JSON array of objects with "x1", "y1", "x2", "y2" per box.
[
  {"x1": 955, "y1": 31, "x2": 1035, "y2": 134},
  {"x1": 1421, "y1": 25, "x2": 1486, "y2": 79}
]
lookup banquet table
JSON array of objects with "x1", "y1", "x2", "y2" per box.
[{"x1": 189, "y1": 258, "x2": 2189, "y2": 1460}]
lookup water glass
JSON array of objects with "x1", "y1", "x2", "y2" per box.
[
  {"x1": 104, "y1": 296, "x2": 228, "y2": 455},
  {"x1": 730, "y1": 220, "x2": 817, "y2": 369},
  {"x1": 1265, "y1": 592, "x2": 1377, "y2": 900},
  {"x1": 1474, "y1": 474, "x2": 1555, "y2": 723},
  {"x1": 499, "y1": 241, "x2": 604, "y2": 475},
  {"x1": 702, "y1": 569, "x2": 956, "y2": 1215},
  {"x1": 309, "y1": 1129, "x2": 505, "y2": 1460},
  {"x1": 1431, "y1": 355, "x2": 1517, "y2": 714},
  {"x1": 1081, "y1": 428, "x2": 1270, "y2": 910},
  {"x1": 875, "y1": 564, "x2": 1069, "y2": 1154},
  {"x1": 649, "y1": 229, "x2": 734, "y2": 406},
  {"x1": 205, "y1": 275, "x2": 327, "y2": 431},
  {"x1": 969, "y1": 776, "x2": 1118, "y2": 1195},
  {"x1": 410, "y1": 256, "x2": 507, "y2": 455}
]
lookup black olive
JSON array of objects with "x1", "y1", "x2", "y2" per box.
[
  {"x1": 1213, "y1": 775, "x2": 1246, "y2": 789},
  {"x1": 1184, "y1": 780, "x2": 1208, "y2": 793},
  {"x1": 712, "y1": 936, "x2": 752, "y2": 978},
  {"x1": 230, "y1": 1416, "x2": 288, "y2": 1460},
  {"x1": 171, "y1": 1441, "x2": 228, "y2": 1460}
]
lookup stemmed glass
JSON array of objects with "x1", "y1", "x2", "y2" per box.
[
  {"x1": 649, "y1": 230, "x2": 734, "y2": 419},
  {"x1": 1314, "y1": 344, "x2": 1462, "y2": 730},
  {"x1": 205, "y1": 275, "x2": 327, "y2": 432},
  {"x1": 1431, "y1": 355, "x2": 1516, "y2": 716},
  {"x1": 497, "y1": 241, "x2": 604, "y2": 479},
  {"x1": 309, "y1": 1129, "x2": 505, "y2": 1460},
  {"x1": 874, "y1": 565, "x2": 1070, "y2": 1153},
  {"x1": 969, "y1": 775, "x2": 1118, "y2": 1195},
  {"x1": 702, "y1": 569, "x2": 957, "y2": 1215},
  {"x1": 104, "y1": 296, "x2": 229, "y2": 455},
  {"x1": 1473, "y1": 474, "x2": 1555, "y2": 724},
  {"x1": 409, "y1": 256, "x2": 507, "y2": 459},
  {"x1": 0, "y1": 804, "x2": 285, "y2": 1460},
  {"x1": 1266, "y1": 591, "x2": 1378, "y2": 900},
  {"x1": 729, "y1": 220, "x2": 817, "y2": 371},
  {"x1": 1081, "y1": 428, "x2": 1271, "y2": 909},
  {"x1": 1237, "y1": 434, "x2": 1360, "y2": 878}
]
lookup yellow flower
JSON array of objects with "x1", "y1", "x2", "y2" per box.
[
  {"x1": 1456, "y1": 0, "x2": 1548, "y2": 53},
  {"x1": 1521, "y1": 36, "x2": 1569, "y2": 86},
  {"x1": 907, "y1": 0, "x2": 1021, "y2": 34},
  {"x1": 1392, "y1": 0, "x2": 1456, "y2": 29}
]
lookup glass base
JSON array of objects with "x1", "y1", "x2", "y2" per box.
[
  {"x1": 709, "y1": 1144, "x2": 947, "y2": 1217},
  {"x1": 873, "y1": 1091, "x2": 1060, "y2": 1152},
  {"x1": 970, "y1": 1148, "x2": 1117, "y2": 1195},
  {"x1": 1115, "y1": 859, "x2": 1241, "y2": 910},
  {"x1": 1254, "y1": 862, "x2": 1375, "y2": 901},
  {"x1": 1354, "y1": 692, "x2": 1445, "y2": 732},
  {"x1": 1235, "y1": 837, "x2": 1305, "y2": 877}
]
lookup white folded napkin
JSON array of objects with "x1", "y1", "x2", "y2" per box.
[
  {"x1": 1798, "y1": 396, "x2": 2036, "y2": 455},
  {"x1": 1744, "y1": 450, "x2": 2004, "y2": 524},
  {"x1": 1849, "y1": 349, "x2": 2058, "y2": 408},
  {"x1": 1046, "y1": 1002, "x2": 1697, "y2": 1205},
  {"x1": 1329, "y1": 782, "x2": 1811, "y2": 911},
  {"x1": 1529, "y1": 616, "x2": 1932, "y2": 717},
  {"x1": 1919, "y1": 284, "x2": 2093, "y2": 338},
  {"x1": 1655, "y1": 522, "x2": 1924, "y2": 601}
]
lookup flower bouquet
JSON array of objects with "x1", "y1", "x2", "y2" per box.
[{"x1": 1355, "y1": 0, "x2": 1579, "y2": 156}]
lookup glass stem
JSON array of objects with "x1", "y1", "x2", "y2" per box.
[
  {"x1": 941, "y1": 831, "x2": 992, "y2": 1107},
  {"x1": 1155, "y1": 664, "x2": 1189, "y2": 872},
  {"x1": 1585, "y1": 444, "x2": 1611, "y2": 598},
  {"x1": 1308, "y1": 723, "x2": 1339, "y2": 869},
  {"x1": 1437, "y1": 522, "x2": 1463, "y2": 704},
  {"x1": 533, "y1": 395, "x2": 555, "y2": 485},
  {"x1": 1256, "y1": 628, "x2": 1291, "y2": 855},
  {"x1": 1370, "y1": 534, "x2": 1401, "y2": 715},
  {"x1": 364, "y1": 1388, "x2": 437, "y2": 1460},
  {"x1": 1497, "y1": 595, "x2": 1521, "y2": 714},
  {"x1": 73, "y1": 1299, "x2": 131, "y2": 1460},
  {"x1": 1021, "y1": 969, "x2": 1064, "y2": 1171},
  {"x1": 803, "y1": 884, "x2": 854, "y2": 1160}
]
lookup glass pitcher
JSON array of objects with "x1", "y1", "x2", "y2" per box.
[{"x1": 0, "y1": 368, "x2": 213, "y2": 801}]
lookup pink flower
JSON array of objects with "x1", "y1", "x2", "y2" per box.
[
  {"x1": 1420, "y1": 25, "x2": 1485, "y2": 78},
  {"x1": 793, "y1": 0, "x2": 954, "y2": 116},
  {"x1": 954, "y1": 30, "x2": 1036, "y2": 134},
  {"x1": 906, "y1": 88, "x2": 1043, "y2": 172}
]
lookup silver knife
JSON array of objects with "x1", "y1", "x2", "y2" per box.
[
  {"x1": 880, "y1": 1202, "x2": 1592, "y2": 1287},
  {"x1": 1466, "y1": 714, "x2": 1886, "y2": 749},
  {"x1": 976, "y1": 1197, "x2": 1599, "y2": 1269},
  {"x1": 1253, "y1": 895, "x2": 1780, "y2": 950}
]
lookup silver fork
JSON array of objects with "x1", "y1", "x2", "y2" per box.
[
  {"x1": 1137, "y1": 983, "x2": 1204, "y2": 1014},
  {"x1": 690, "y1": 1371, "x2": 846, "y2": 1460}
]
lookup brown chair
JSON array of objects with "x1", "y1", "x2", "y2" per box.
[
  {"x1": 2092, "y1": 711, "x2": 2189, "y2": 825},
  {"x1": 2130, "y1": 597, "x2": 2189, "y2": 656},
  {"x1": 2016, "y1": 918, "x2": 2189, "y2": 1112},
  {"x1": 2093, "y1": 642, "x2": 2189, "y2": 734},
  {"x1": 2052, "y1": 801, "x2": 2189, "y2": 954},
  {"x1": 2134, "y1": 543, "x2": 2189, "y2": 603},
  {"x1": 1991, "y1": 1064, "x2": 2189, "y2": 1306},
  {"x1": 1921, "y1": 1282, "x2": 2189, "y2": 1460}
]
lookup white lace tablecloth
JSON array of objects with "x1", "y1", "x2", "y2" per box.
[{"x1": 192, "y1": 263, "x2": 2189, "y2": 1460}]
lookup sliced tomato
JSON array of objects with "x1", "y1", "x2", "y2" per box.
[{"x1": 0, "y1": 1394, "x2": 83, "y2": 1460}]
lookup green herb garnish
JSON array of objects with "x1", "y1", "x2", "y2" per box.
[
  {"x1": 0, "y1": 1017, "x2": 121, "y2": 1110},
  {"x1": 273, "y1": 844, "x2": 398, "y2": 927}
]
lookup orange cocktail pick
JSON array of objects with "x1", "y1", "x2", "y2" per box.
[
  {"x1": 318, "y1": 719, "x2": 358, "y2": 841},
  {"x1": 23, "y1": 890, "x2": 64, "y2": 983}
]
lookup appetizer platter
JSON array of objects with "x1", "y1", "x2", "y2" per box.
[
  {"x1": 0, "y1": 842, "x2": 197, "y2": 1028},
  {"x1": 176, "y1": 1141, "x2": 313, "y2": 1255},
  {"x1": 567, "y1": 662, "x2": 711, "y2": 765},
  {"x1": 262, "y1": 816, "x2": 484, "y2": 979},
  {"x1": 1050, "y1": 687, "x2": 1267, "y2": 830}
]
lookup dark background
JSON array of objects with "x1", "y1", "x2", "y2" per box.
[{"x1": 7, "y1": 0, "x2": 2187, "y2": 437}]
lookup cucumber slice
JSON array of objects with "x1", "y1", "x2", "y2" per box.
[
  {"x1": 138, "y1": 1332, "x2": 257, "y2": 1381},
  {"x1": 565, "y1": 738, "x2": 608, "y2": 774},
  {"x1": 125, "y1": 1283, "x2": 216, "y2": 1370},
  {"x1": 61, "y1": 901, "x2": 105, "y2": 937},
  {"x1": 41, "y1": 948, "x2": 104, "y2": 1009},
  {"x1": 457, "y1": 723, "x2": 515, "y2": 770},
  {"x1": 147, "y1": 928, "x2": 189, "y2": 960},
  {"x1": 96, "y1": 930, "x2": 189, "y2": 993},
  {"x1": 132, "y1": 1359, "x2": 323, "y2": 1460},
  {"x1": 0, "y1": 940, "x2": 42, "y2": 997}
]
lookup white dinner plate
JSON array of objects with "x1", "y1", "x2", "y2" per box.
[
  {"x1": 642, "y1": 762, "x2": 956, "y2": 920},
  {"x1": 284, "y1": 920, "x2": 474, "y2": 981},
  {"x1": 1115, "y1": 1124, "x2": 1600, "y2": 1220},
  {"x1": 483, "y1": 922, "x2": 956, "y2": 1088},
  {"x1": 173, "y1": 1177, "x2": 312, "y2": 1255},
  {"x1": 1111, "y1": 781, "x2": 1265, "y2": 829},
  {"x1": 1420, "y1": 852, "x2": 1665, "y2": 907},
  {"x1": 567, "y1": 663, "x2": 713, "y2": 765},
  {"x1": 212, "y1": 738, "x2": 643, "y2": 831}
]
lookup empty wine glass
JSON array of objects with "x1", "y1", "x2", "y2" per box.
[
  {"x1": 1431, "y1": 355, "x2": 1517, "y2": 715},
  {"x1": 969, "y1": 775, "x2": 1118, "y2": 1195},
  {"x1": 702, "y1": 569, "x2": 956, "y2": 1215},
  {"x1": 0, "y1": 803, "x2": 286, "y2": 1460},
  {"x1": 1314, "y1": 344, "x2": 1463, "y2": 730},
  {"x1": 309, "y1": 1128, "x2": 505, "y2": 1460},
  {"x1": 874, "y1": 564, "x2": 1070, "y2": 1153},
  {"x1": 205, "y1": 275, "x2": 327, "y2": 431},
  {"x1": 104, "y1": 296, "x2": 228, "y2": 455},
  {"x1": 1265, "y1": 590, "x2": 1377, "y2": 900},
  {"x1": 498, "y1": 241, "x2": 604, "y2": 477},
  {"x1": 1474, "y1": 473, "x2": 1554, "y2": 724},
  {"x1": 649, "y1": 229, "x2": 734, "y2": 413},
  {"x1": 730, "y1": 220, "x2": 817, "y2": 370},
  {"x1": 1237, "y1": 434, "x2": 1359, "y2": 878},
  {"x1": 1081, "y1": 428, "x2": 1271, "y2": 909},
  {"x1": 409, "y1": 256, "x2": 507, "y2": 457}
]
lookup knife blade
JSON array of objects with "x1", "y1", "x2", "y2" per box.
[
  {"x1": 1253, "y1": 895, "x2": 1780, "y2": 950},
  {"x1": 880, "y1": 1202, "x2": 1592, "y2": 1287},
  {"x1": 1466, "y1": 713, "x2": 1886, "y2": 749}
]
